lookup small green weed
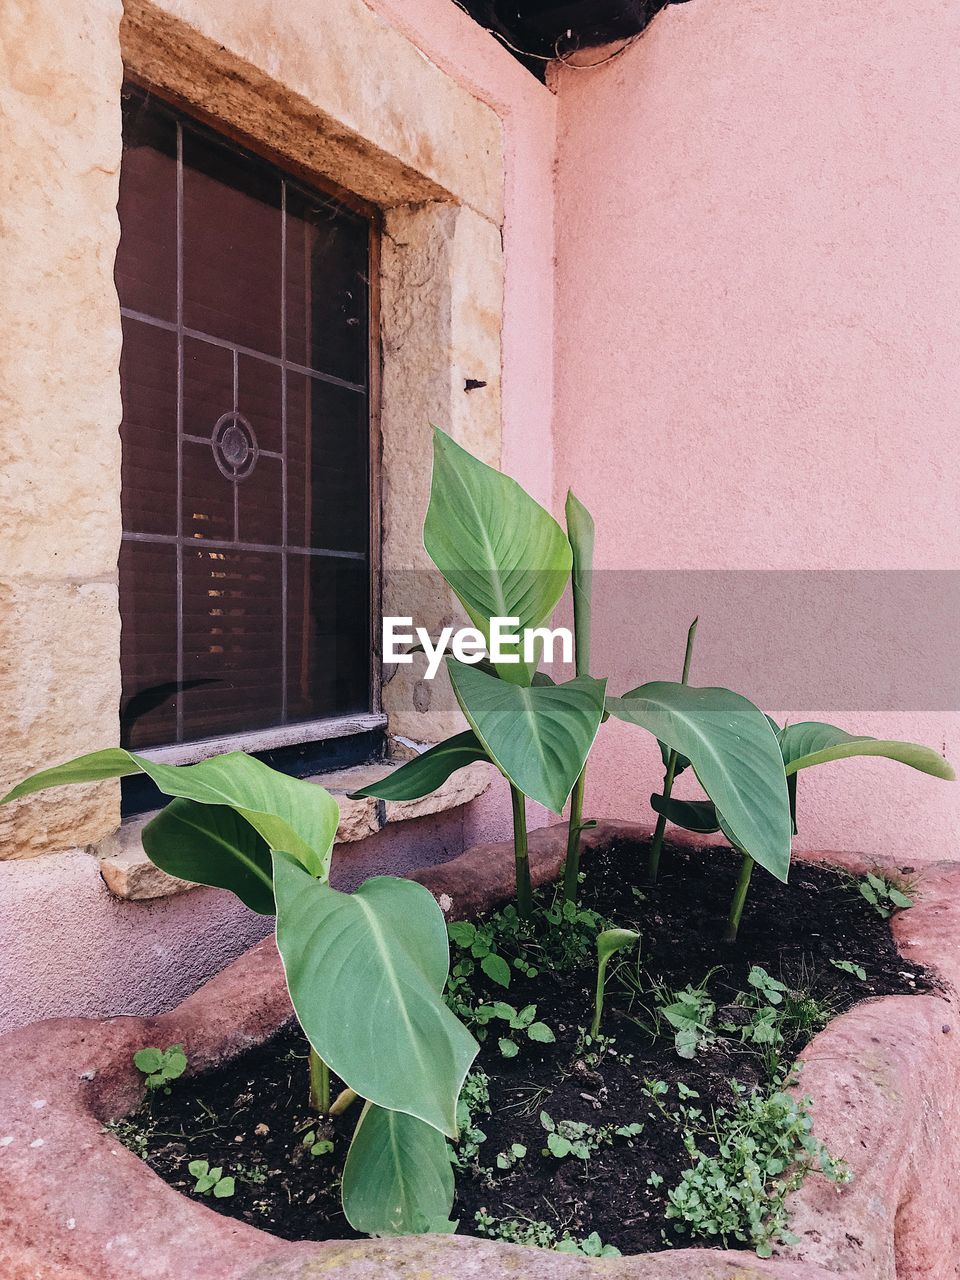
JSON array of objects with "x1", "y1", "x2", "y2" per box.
[
  {"x1": 474, "y1": 1210, "x2": 622, "y2": 1257},
  {"x1": 450, "y1": 1069, "x2": 491, "y2": 1168},
  {"x1": 133, "y1": 1044, "x2": 187, "y2": 1094},
  {"x1": 858, "y1": 871, "x2": 914, "y2": 919},
  {"x1": 664, "y1": 1078, "x2": 851, "y2": 1257},
  {"x1": 830, "y1": 958, "x2": 867, "y2": 981},
  {"x1": 495, "y1": 1142, "x2": 527, "y2": 1170},
  {"x1": 105, "y1": 1115, "x2": 155, "y2": 1158},
  {"x1": 747, "y1": 965, "x2": 788, "y2": 1005},
  {"x1": 188, "y1": 1159, "x2": 235, "y2": 1198},
  {"x1": 571, "y1": 1027, "x2": 628, "y2": 1069},
  {"x1": 302, "y1": 1129, "x2": 334, "y2": 1157},
  {"x1": 540, "y1": 1109, "x2": 643, "y2": 1160},
  {"x1": 555, "y1": 1231, "x2": 622, "y2": 1259},
  {"x1": 720, "y1": 967, "x2": 832, "y2": 1082},
  {"x1": 635, "y1": 972, "x2": 718, "y2": 1059},
  {"x1": 446, "y1": 893, "x2": 611, "y2": 1022},
  {"x1": 471, "y1": 1001, "x2": 555, "y2": 1057}
]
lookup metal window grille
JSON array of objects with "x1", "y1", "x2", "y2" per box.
[{"x1": 116, "y1": 85, "x2": 374, "y2": 752}]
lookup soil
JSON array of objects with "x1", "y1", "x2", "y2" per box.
[{"x1": 124, "y1": 837, "x2": 932, "y2": 1254}]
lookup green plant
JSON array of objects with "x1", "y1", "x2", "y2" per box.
[
  {"x1": 188, "y1": 1160, "x2": 235, "y2": 1199},
  {"x1": 540, "y1": 1110, "x2": 643, "y2": 1160},
  {"x1": 571, "y1": 1027, "x2": 627, "y2": 1069},
  {"x1": 355, "y1": 435, "x2": 791, "y2": 925},
  {"x1": 495, "y1": 1142, "x2": 527, "y2": 1170},
  {"x1": 302, "y1": 1130, "x2": 334, "y2": 1157},
  {"x1": 471, "y1": 1001, "x2": 555, "y2": 1057},
  {"x1": 660, "y1": 721, "x2": 952, "y2": 942},
  {"x1": 2, "y1": 753, "x2": 477, "y2": 1237},
  {"x1": 445, "y1": 893, "x2": 609, "y2": 1027},
  {"x1": 105, "y1": 1115, "x2": 155, "y2": 1159},
  {"x1": 858, "y1": 870, "x2": 914, "y2": 918},
  {"x1": 555, "y1": 1231, "x2": 622, "y2": 1258},
  {"x1": 646, "y1": 616, "x2": 698, "y2": 885},
  {"x1": 591, "y1": 928, "x2": 640, "y2": 1038},
  {"x1": 654, "y1": 712, "x2": 952, "y2": 941},
  {"x1": 562, "y1": 489, "x2": 598, "y2": 902},
  {"x1": 641, "y1": 1078, "x2": 706, "y2": 1131},
  {"x1": 562, "y1": 498, "x2": 792, "y2": 910},
  {"x1": 718, "y1": 967, "x2": 831, "y2": 1082},
  {"x1": 830, "y1": 958, "x2": 867, "y2": 981},
  {"x1": 353, "y1": 432, "x2": 605, "y2": 919},
  {"x1": 664, "y1": 1079, "x2": 851, "y2": 1257},
  {"x1": 133, "y1": 1043, "x2": 186, "y2": 1093},
  {"x1": 450, "y1": 1069, "x2": 491, "y2": 1169},
  {"x1": 635, "y1": 972, "x2": 719, "y2": 1059},
  {"x1": 474, "y1": 1210, "x2": 622, "y2": 1257},
  {"x1": 747, "y1": 964, "x2": 788, "y2": 1005},
  {"x1": 474, "y1": 1209, "x2": 558, "y2": 1249}
]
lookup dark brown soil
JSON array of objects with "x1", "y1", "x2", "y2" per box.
[{"x1": 123, "y1": 838, "x2": 931, "y2": 1253}]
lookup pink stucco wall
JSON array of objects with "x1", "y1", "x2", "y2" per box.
[{"x1": 551, "y1": 0, "x2": 960, "y2": 863}]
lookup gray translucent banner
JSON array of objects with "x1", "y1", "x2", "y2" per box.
[{"x1": 383, "y1": 571, "x2": 960, "y2": 711}]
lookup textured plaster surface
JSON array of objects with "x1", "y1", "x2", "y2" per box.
[
  {"x1": 364, "y1": 0, "x2": 557, "y2": 507},
  {"x1": 379, "y1": 201, "x2": 504, "y2": 741},
  {"x1": 0, "y1": 826, "x2": 956, "y2": 1279},
  {"x1": 551, "y1": 0, "x2": 960, "y2": 864},
  {"x1": 123, "y1": 0, "x2": 503, "y2": 220},
  {"x1": 0, "y1": 0, "x2": 125, "y2": 856}
]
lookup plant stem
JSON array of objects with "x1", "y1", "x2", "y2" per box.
[
  {"x1": 308, "y1": 1047, "x2": 330, "y2": 1113},
  {"x1": 646, "y1": 617, "x2": 699, "y2": 884},
  {"x1": 590, "y1": 953, "x2": 608, "y2": 1039},
  {"x1": 329, "y1": 1087, "x2": 360, "y2": 1117},
  {"x1": 646, "y1": 762, "x2": 676, "y2": 886},
  {"x1": 562, "y1": 766, "x2": 586, "y2": 903},
  {"x1": 510, "y1": 784, "x2": 533, "y2": 918},
  {"x1": 725, "y1": 852, "x2": 755, "y2": 943},
  {"x1": 787, "y1": 773, "x2": 798, "y2": 834}
]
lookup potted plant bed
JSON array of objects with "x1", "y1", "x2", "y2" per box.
[
  {"x1": 2, "y1": 822, "x2": 959, "y2": 1280},
  {"x1": 3, "y1": 432, "x2": 956, "y2": 1277}
]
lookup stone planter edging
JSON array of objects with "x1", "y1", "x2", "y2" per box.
[{"x1": 1, "y1": 821, "x2": 958, "y2": 1280}]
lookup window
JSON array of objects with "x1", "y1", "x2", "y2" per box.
[{"x1": 115, "y1": 86, "x2": 376, "y2": 757}]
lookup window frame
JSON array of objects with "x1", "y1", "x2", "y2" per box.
[{"x1": 118, "y1": 74, "x2": 385, "y2": 770}]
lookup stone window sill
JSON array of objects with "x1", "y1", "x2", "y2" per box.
[{"x1": 96, "y1": 753, "x2": 492, "y2": 901}]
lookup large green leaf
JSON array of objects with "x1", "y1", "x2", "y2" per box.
[
  {"x1": 349, "y1": 731, "x2": 489, "y2": 802},
  {"x1": 565, "y1": 490, "x2": 594, "y2": 676},
  {"x1": 650, "y1": 793, "x2": 721, "y2": 834},
  {"x1": 779, "y1": 722, "x2": 955, "y2": 780},
  {"x1": 447, "y1": 659, "x2": 607, "y2": 814},
  {"x1": 2, "y1": 749, "x2": 340, "y2": 879},
  {"x1": 606, "y1": 684, "x2": 792, "y2": 881},
  {"x1": 142, "y1": 799, "x2": 275, "y2": 913},
  {"x1": 272, "y1": 855, "x2": 477, "y2": 1138},
  {"x1": 423, "y1": 429, "x2": 571, "y2": 685},
  {"x1": 342, "y1": 1102, "x2": 456, "y2": 1236},
  {"x1": 650, "y1": 793, "x2": 764, "y2": 858}
]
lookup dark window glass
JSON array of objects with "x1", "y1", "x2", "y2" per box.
[{"x1": 117, "y1": 86, "x2": 372, "y2": 750}]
